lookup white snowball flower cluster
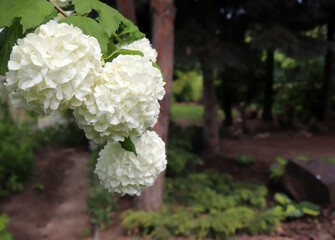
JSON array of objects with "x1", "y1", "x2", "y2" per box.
[
  {"x1": 74, "y1": 54, "x2": 165, "y2": 143},
  {"x1": 118, "y1": 38, "x2": 158, "y2": 62},
  {"x1": 5, "y1": 20, "x2": 102, "y2": 114},
  {"x1": 94, "y1": 130, "x2": 167, "y2": 196},
  {"x1": 54, "y1": 0, "x2": 71, "y2": 8},
  {"x1": 5, "y1": 19, "x2": 166, "y2": 196}
]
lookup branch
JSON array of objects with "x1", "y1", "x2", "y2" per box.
[{"x1": 48, "y1": 0, "x2": 70, "y2": 17}]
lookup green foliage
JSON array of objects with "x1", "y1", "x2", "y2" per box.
[
  {"x1": 170, "y1": 104, "x2": 224, "y2": 122},
  {"x1": 35, "y1": 120, "x2": 88, "y2": 148},
  {"x1": 273, "y1": 54, "x2": 323, "y2": 120},
  {"x1": 105, "y1": 49, "x2": 144, "y2": 63},
  {"x1": 0, "y1": 214, "x2": 13, "y2": 240},
  {"x1": 320, "y1": 157, "x2": 335, "y2": 164},
  {"x1": 172, "y1": 70, "x2": 203, "y2": 103},
  {"x1": 0, "y1": 0, "x2": 145, "y2": 73},
  {"x1": 123, "y1": 170, "x2": 280, "y2": 239},
  {"x1": 0, "y1": 0, "x2": 55, "y2": 32},
  {"x1": 0, "y1": 118, "x2": 34, "y2": 198},
  {"x1": 166, "y1": 139, "x2": 203, "y2": 177},
  {"x1": 119, "y1": 137, "x2": 137, "y2": 156},
  {"x1": 86, "y1": 145, "x2": 118, "y2": 229},
  {"x1": 0, "y1": 19, "x2": 23, "y2": 74},
  {"x1": 269, "y1": 157, "x2": 287, "y2": 182},
  {"x1": 274, "y1": 193, "x2": 320, "y2": 218},
  {"x1": 235, "y1": 155, "x2": 255, "y2": 166}
]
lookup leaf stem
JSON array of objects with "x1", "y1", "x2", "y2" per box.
[{"x1": 48, "y1": 0, "x2": 70, "y2": 17}]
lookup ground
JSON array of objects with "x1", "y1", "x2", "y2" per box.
[{"x1": 1, "y1": 121, "x2": 335, "y2": 240}]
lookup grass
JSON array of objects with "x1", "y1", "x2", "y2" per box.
[{"x1": 170, "y1": 103, "x2": 225, "y2": 122}]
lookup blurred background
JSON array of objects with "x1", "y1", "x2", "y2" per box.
[{"x1": 0, "y1": 0, "x2": 335, "y2": 239}]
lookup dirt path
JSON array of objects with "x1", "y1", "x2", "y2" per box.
[
  {"x1": 221, "y1": 133, "x2": 335, "y2": 162},
  {"x1": 0, "y1": 148, "x2": 91, "y2": 240}
]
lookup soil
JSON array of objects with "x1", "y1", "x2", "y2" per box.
[{"x1": 1, "y1": 120, "x2": 335, "y2": 240}]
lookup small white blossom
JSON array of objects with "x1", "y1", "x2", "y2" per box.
[
  {"x1": 5, "y1": 20, "x2": 102, "y2": 114},
  {"x1": 118, "y1": 38, "x2": 158, "y2": 62},
  {"x1": 54, "y1": 0, "x2": 71, "y2": 7},
  {"x1": 74, "y1": 54, "x2": 165, "y2": 143},
  {"x1": 94, "y1": 130, "x2": 167, "y2": 196}
]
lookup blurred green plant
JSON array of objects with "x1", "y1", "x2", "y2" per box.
[
  {"x1": 172, "y1": 70, "x2": 202, "y2": 103},
  {"x1": 86, "y1": 146, "x2": 118, "y2": 230},
  {"x1": 269, "y1": 157, "x2": 288, "y2": 182},
  {"x1": 273, "y1": 193, "x2": 319, "y2": 218},
  {"x1": 0, "y1": 214, "x2": 13, "y2": 240},
  {"x1": 122, "y1": 170, "x2": 281, "y2": 239},
  {"x1": 0, "y1": 118, "x2": 34, "y2": 198},
  {"x1": 235, "y1": 155, "x2": 255, "y2": 166},
  {"x1": 35, "y1": 120, "x2": 88, "y2": 149},
  {"x1": 166, "y1": 138, "x2": 203, "y2": 177}
]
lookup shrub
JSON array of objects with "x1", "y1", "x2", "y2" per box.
[
  {"x1": 86, "y1": 146, "x2": 118, "y2": 229},
  {"x1": 122, "y1": 171, "x2": 280, "y2": 239},
  {"x1": 0, "y1": 214, "x2": 13, "y2": 240},
  {"x1": 235, "y1": 155, "x2": 255, "y2": 166},
  {"x1": 0, "y1": 118, "x2": 34, "y2": 198}
]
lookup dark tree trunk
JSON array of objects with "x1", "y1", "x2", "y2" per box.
[
  {"x1": 134, "y1": 0, "x2": 175, "y2": 212},
  {"x1": 116, "y1": 0, "x2": 137, "y2": 24},
  {"x1": 222, "y1": 83, "x2": 233, "y2": 127},
  {"x1": 200, "y1": 55, "x2": 220, "y2": 154},
  {"x1": 262, "y1": 49, "x2": 274, "y2": 121},
  {"x1": 318, "y1": 17, "x2": 334, "y2": 122}
]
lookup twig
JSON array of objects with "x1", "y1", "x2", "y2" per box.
[{"x1": 48, "y1": 0, "x2": 70, "y2": 17}]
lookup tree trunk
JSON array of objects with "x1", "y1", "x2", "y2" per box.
[
  {"x1": 262, "y1": 49, "x2": 274, "y2": 121},
  {"x1": 200, "y1": 55, "x2": 220, "y2": 154},
  {"x1": 222, "y1": 83, "x2": 233, "y2": 127},
  {"x1": 318, "y1": 17, "x2": 334, "y2": 122},
  {"x1": 134, "y1": 0, "x2": 176, "y2": 212},
  {"x1": 116, "y1": 0, "x2": 137, "y2": 24}
]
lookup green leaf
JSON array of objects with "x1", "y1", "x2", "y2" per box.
[
  {"x1": 119, "y1": 137, "x2": 137, "y2": 155},
  {"x1": 274, "y1": 193, "x2": 291, "y2": 205},
  {"x1": 104, "y1": 49, "x2": 144, "y2": 62},
  {"x1": 0, "y1": 19, "x2": 23, "y2": 75},
  {"x1": 0, "y1": 0, "x2": 55, "y2": 32},
  {"x1": 59, "y1": 16, "x2": 109, "y2": 55},
  {"x1": 0, "y1": 27, "x2": 8, "y2": 47},
  {"x1": 72, "y1": 0, "x2": 126, "y2": 37},
  {"x1": 118, "y1": 20, "x2": 146, "y2": 44},
  {"x1": 275, "y1": 157, "x2": 287, "y2": 166},
  {"x1": 151, "y1": 61, "x2": 165, "y2": 82}
]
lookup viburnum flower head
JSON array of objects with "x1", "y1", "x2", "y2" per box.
[
  {"x1": 118, "y1": 38, "x2": 158, "y2": 62},
  {"x1": 94, "y1": 130, "x2": 167, "y2": 196},
  {"x1": 5, "y1": 20, "x2": 102, "y2": 114},
  {"x1": 74, "y1": 54, "x2": 165, "y2": 143}
]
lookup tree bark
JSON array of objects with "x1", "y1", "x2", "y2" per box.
[
  {"x1": 262, "y1": 49, "x2": 274, "y2": 121},
  {"x1": 134, "y1": 0, "x2": 176, "y2": 212},
  {"x1": 222, "y1": 83, "x2": 233, "y2": 127},
  {"x1": 318, "y1": 17, "x2": 334, "y2": 122},
  {"x1": 116, "y1": 0, "x2": 137, "y2": 24},
  {"x1": 200, "y1": 55, "x2": 220, "y2": 154}
]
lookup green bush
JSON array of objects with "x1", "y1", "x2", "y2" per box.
[
  {"x1": 166, "y1": 139, "x2": 203, "y2": 177},
  {"x1": 0, "y1": 118, "x2": 34, "y2": 198},
  {"x1": 0, "y1": 214, "x2": 13, "y2": 240},
  {"x1": 36, "y1": 120, "x2": 88, "y2": 148},
  {"x1": 235, "y1": 155, "x2": 255, "y2": 166},
  {"x1": 122, "y1": 171, "x2": 280, "y2": 239},
  {"x1": 172, "y1": 70, "x2": 202, "y2": 103},
  {"x1": 86, "y1": 146, "x2": 118, "y2": 229}
]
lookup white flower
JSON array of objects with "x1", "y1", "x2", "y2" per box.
[
  {"x1": 5, "y1": 20, "x2": 102, "y2": 114},
  {"x1": 54, "y1": 0, "x2": 71, "y2": 7},
  {"x1": 118, "y1": 38, "x2": 158, "y2": 62},
  {"x1": 94, "y1": 130, "x2": 167, "y2": 196},
  {"x1": 74, "y1": 54, "x2": 165, "y2": 143}
]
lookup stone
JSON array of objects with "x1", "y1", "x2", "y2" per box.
[{"x1": 283, "y1": 159, "x2": 335, "y2": 206}]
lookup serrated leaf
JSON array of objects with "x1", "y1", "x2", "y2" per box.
[
  {"x1": 104, "y1": 49, "x2": 144, "y2": 62},
  {"x1": 0, "y1": 19, "x2": 23, "y2": 75},
  {"x1": 0, "y1": 27, "x2": 8, "y2": 47},
  {"x1": 119, "y1": 137, "x2": 137, "y2": 155},
  {"x1": 59, "y1": 16, "x2": 108, "y2": 55},
  {"x1": 71, "y1": 0, "x2": 100, "y2": 15},
  {"x1": 118, "y1": 20, "x2": 146, "y2": 44},
  {"x1": 0, "y1": 0, "x2": 55, "y2": 32},
  {"x1": 151, "y1": 61, "x2": 165, "y2": 82}
]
